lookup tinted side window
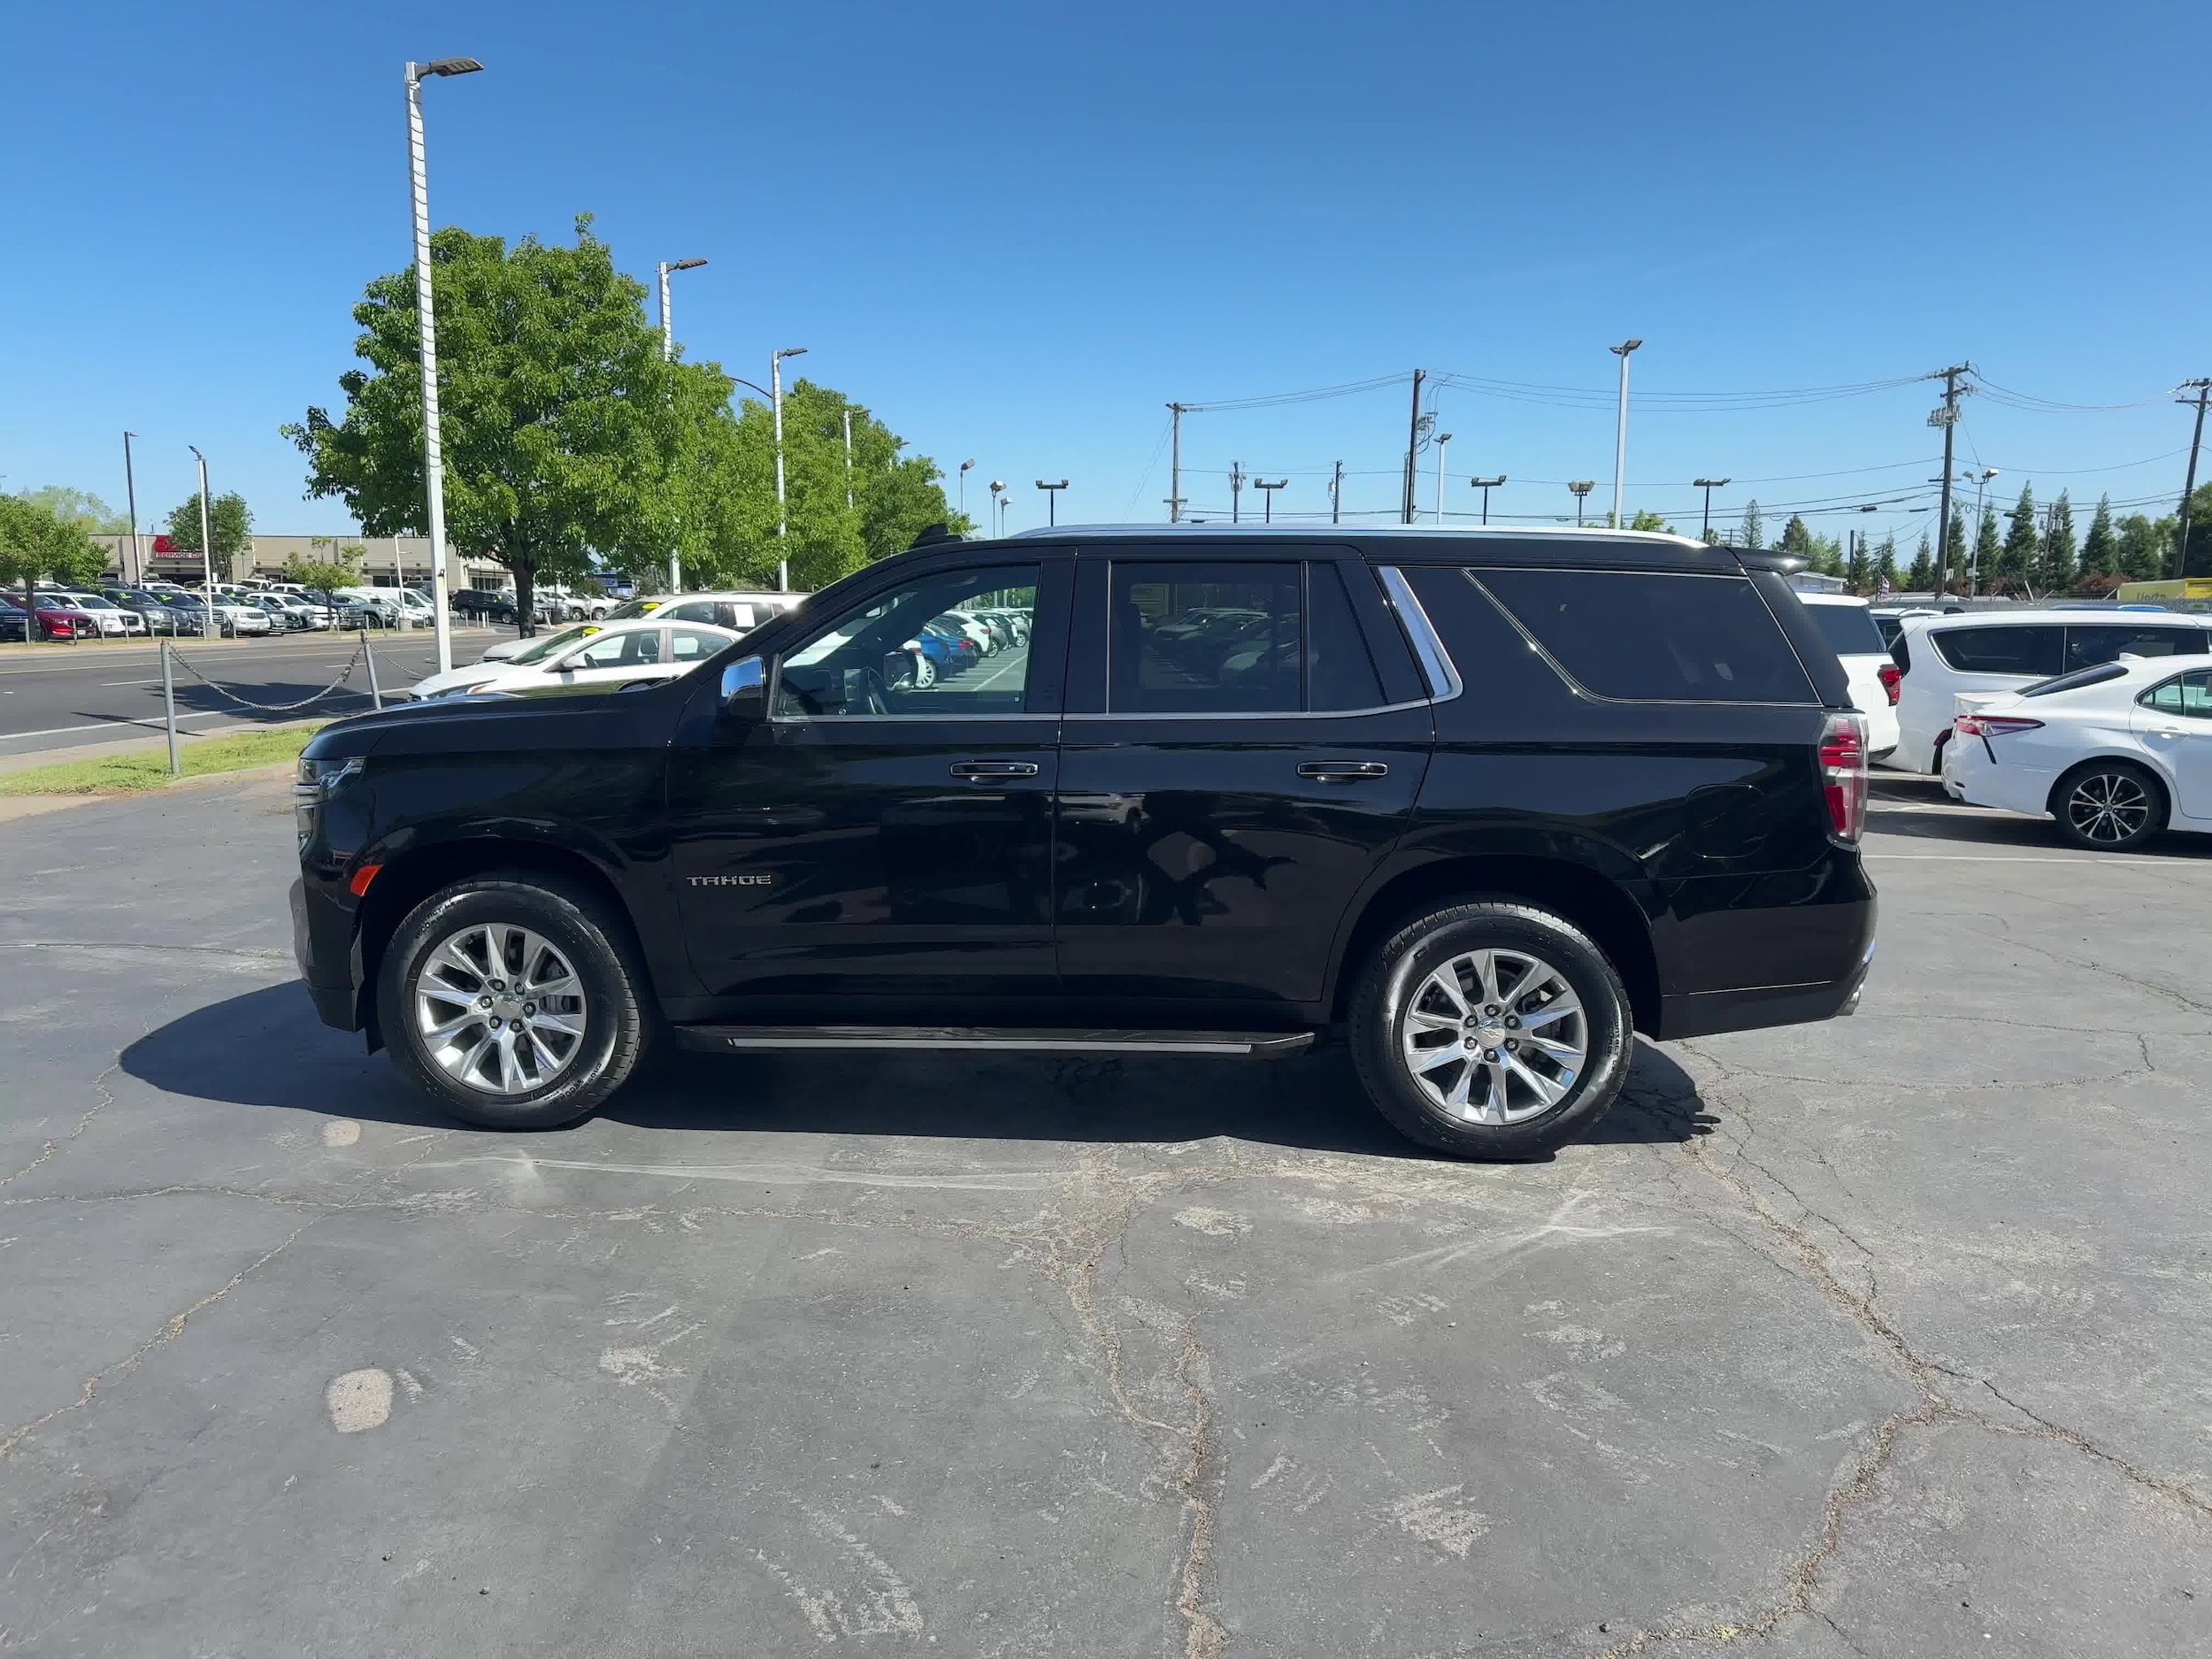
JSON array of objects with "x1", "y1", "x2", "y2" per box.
[
  {"x1": 2065, "y1": 624, "x2": 2208, "y2": 670},
  {"x1": 1308, "y1": 564, "x2": 1386, "y2": 710},
  {"x1": 1475, "y1": 568, "x2": 1816, "y2": 703},
  {"x1": 1930, "y1": 626, "x2": 2064, "y2": 676},
  {"x1": 1110, "y1": 563, "x2": 1301, "y2": 714},
  {"x1": 1807, "y1": 603, "x2": 1887, "y2": 656},
  {"x1": 2140, "y1": 671, "x2": 2212, "y2": 718}
]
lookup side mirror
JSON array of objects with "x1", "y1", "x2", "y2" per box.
[{"x1": 720, "y1": 654, "x2": 767, "y2": 718}]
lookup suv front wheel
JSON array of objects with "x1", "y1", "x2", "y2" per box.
[
  {"x1": 378, "y1": 872, "x2": 649, "y2": 1129},
  {"x1": 1349, "y1": 901, "x2": 1634, "y2": 1159}
]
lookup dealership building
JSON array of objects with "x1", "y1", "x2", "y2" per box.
[{"x1": 93, "y1": 532, "x2": 511, "y2": 593}]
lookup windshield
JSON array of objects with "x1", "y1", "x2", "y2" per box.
[
  {"x1": 1807, "y1": 603, "x2": 1887, "y2": 657},
  {"x1": 504, "y1": 625, "x2": 595, "y2": 665},
  {"x1": 606, "y1": 598, "x2": 664, "y2": 621}
]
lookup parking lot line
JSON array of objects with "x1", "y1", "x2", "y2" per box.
[{"x1": 1863, "y1": 852, "x2": 2182, "y2": 864}]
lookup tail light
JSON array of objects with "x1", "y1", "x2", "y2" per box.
[
  {"x1": 1954, "y1": 714, "x2": 2044, "y2": 739},
  {"x1": 1820, "y1": 712, "x2": 1868, "y2": 843},
  {"x1": 1877, "y1": 662, "x2": 1901, "y2": 705}
]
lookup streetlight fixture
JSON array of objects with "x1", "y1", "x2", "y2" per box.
[
  {"x1": 657, "y1": 257, "x2": 709, "y2": 595},
  {"x1": 1469, "y1": 474, "x2": 1506, "y2": 526},
  {"x1": 1693, "y1": 476, "x2": 1732, "y2": 541},
  {"x1": 772, "y1": 346, "x2": 808, "y2": 590},
  {"x1": 187, "y1": 445, "x2": 216, "y2": 637},
  {"x1": 1569, "y1": 480, "x2": 1595, "y2": 526},
  {"x1": 1035, "y1": 479, "x2": 1068, "y2": 526},
  {"x1": 1254, "y1": 479, "x2": 1287, "y2": 523},
  {"x1": 1433, "y1": 434, "x2": 1453, "y2": 523},
  {"x1": 1609, "y1": 338, "x2": 1642, "y2": 528},
  {"x1": 404, "y1": 53, "x2": 483, "y2": 669}
]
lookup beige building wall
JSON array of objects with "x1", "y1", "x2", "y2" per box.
[{"x1": 96, "y1": 534, "x2": 508, "y2": 591}]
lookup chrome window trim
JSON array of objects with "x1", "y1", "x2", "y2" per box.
[
  {"x1": 1377, "y1": 566, "x2": 1463, "y2": 704},
  {"x1": 768, "y1": 711, "x2": 1059, "y2": 725},
  {"x1": 1062, "y1": 699, "x2": 1430, "y2": 724}
]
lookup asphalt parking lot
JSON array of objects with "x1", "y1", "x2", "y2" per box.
[{"x1": 2, "y1": 773, "x2": 2208, "y2": 1657}]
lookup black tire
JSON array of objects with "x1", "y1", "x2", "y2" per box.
[
  {"x1": 2051, "y1": 759, "x2": 2166, "y2": 853},
  {"x1": 1349, "y1": 901, "x2": 1634, "y2": 1160},
  {"x1": 377, "y1": 872, "x2": 649, "y2": 1129}
]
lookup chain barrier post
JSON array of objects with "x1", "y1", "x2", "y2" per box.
[
  {"x1": 160, "y1": 640, "x2": 181, "y2": 776},
  {"x1": 363, "y1": 629, "x2": 383, "y2": 710}
]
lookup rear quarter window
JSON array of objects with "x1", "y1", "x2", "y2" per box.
[
  {"x1": 1805, "y1": 603, "x2": 1887, "y2": 657},
  {"x1": 1473, "y1": 568, "x2": 1817, "y2": 703},
  {"x1": 1929, "y1": 626, "x2": 2064, "y2": 676}
]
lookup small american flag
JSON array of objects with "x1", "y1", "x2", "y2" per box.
[{"x1": 1877, "y1": 573, "x2": 1893, "y2": 597}]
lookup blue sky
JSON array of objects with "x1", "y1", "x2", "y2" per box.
[{"x1": 5, "y1": 0, "x2": 2209, "y2": 553}]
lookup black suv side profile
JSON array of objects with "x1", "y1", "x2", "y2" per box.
[{"x1": 290, "y1": 526, "x2": 1876, "y2": 1158}]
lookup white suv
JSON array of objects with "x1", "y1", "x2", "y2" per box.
[
  {"x1": 1797, "y1": 594, "x2": 1901, "y2": 760},
  {"x1": 1890, "y1": 609, "x2": 2212, "y2": 772}
]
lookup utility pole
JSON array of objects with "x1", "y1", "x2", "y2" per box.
[
  {"x1": 1401, "y1": 370, "x2": 1426, "y2": 525},
  {"x1": 1167, "y1": 403, "x2": 1185, "y2": 524},
  {"x1": 2174, "y1": 380, "x2": 2211, "y2": 581},
  {"x1": 122, "y1": 431, "x2": 142, "y2": 587},
  {"x1": 1230, "y1": 461, "x2": 1245, "y2": 525},
  {"x1": 1926, "y1": 363, "x2": 1973, "y2": 597},
  {"x1": 1694, "y1": 476, "x2": 1731, "y2": 541},
  {"x1": 1609, "y1": 339, "x2": 1642, "y2": 528},
  {"x1": 1255, "y1": 479, "x2": 1286, "y2": 523},
  {"x1": 1471, "y1": 474, "x2": 1505, "y2": 526},
  {"x1": 1331, "y1": 460, "x2": 1344, "y2": 526}
]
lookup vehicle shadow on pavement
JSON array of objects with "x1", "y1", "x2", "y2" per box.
[
  {"x1": 120, "y1": 982, "x2": 1717, "y2": 1158},
  {"x1": 1867, "y1": 780, "x2": 2212, "y2": 857}
]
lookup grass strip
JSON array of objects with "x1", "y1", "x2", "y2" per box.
[{"x1": 0, "y1": 724, "x2": 327, "y2": 796}]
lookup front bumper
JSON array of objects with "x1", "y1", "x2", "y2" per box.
[{"x1": 291, "y1": 876, "x2": 363, "y2": 1031}]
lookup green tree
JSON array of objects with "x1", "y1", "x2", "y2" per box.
[
  {"x1": 1907, "y1": 534, "x2": 1934, "y2": 592},
  {"x1": 2077, "y1": 494, "x2": 2119, "y2": 589},
  {"x1": 280, "y1": 543, "x2": 363, "y2": 598},
  {"x1": 2040, "y1": 490, "x2": 2078, "y2": 592},
  {"x1": 2184, "y1": 482, "x2": 2212, "y2": 578},
  {"x1": 2116, "y1": 514, "x2": 2169, "y2": 581},
  {"x1": 162, "y1": 491, "x2": 254, "y2": 574},
  {"x1": 288, "y1": 216, "x2": 714, "y2": 625},
  {"x1": 1875, "y1": 534, "x2": 1900, "y2": 592},
  {"x1": 1998, "y1": 484, "x2": 2039, "y2": 591},
  {"x1": 1808, "y1": 532, "x2": 1844, "y2": 577},
  {"x1": 1942, "y1": 511, "x2": 1967, "y2": 593},
  {"x1": 18, "y1": 486, "x2": 129, "y2": 535},
  {"x1": 1845, "y1": 532, "x2": 1870, "y2": 593},
  {"x1": 1970, "y1": 507, "x2": 2001, "y2": 593},
  {"x1": 1, "y1": 494, "x2": 108, "y2": 624},
  {"x1": 1740, "y1": 499, "x2": 1764, "y2": 550},
  {"x1": 1778, "y1": 513, "x2": 1814, "y2": 562}
]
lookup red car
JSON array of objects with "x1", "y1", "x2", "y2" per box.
[{"x1": 9, "y1": 597, "x2": 89, "y2": 641}]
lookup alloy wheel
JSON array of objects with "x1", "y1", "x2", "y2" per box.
[
  {"x1": 1400, "y1": 947, "x2": 1587, "y2": 1125},
  {"x1": 413, "y1": 922, "x2": 590, "y2": 1095},
  {"x1": 2066, "y1": 771, "x2": 2150, "y2": 844}
]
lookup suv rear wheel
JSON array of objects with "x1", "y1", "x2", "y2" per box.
[
  {"x1": 378, "y1": 872, "x2": 649, "y2": 1129},
  {"x1": 1349, "y1": 901, "x2": 1634, "y2": 1159}
]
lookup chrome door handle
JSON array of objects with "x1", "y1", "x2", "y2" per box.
[
  {"x1": 949, "y1": 760, "x2": 1040, "y2": 780},
  {"x1": 1297, "y1": 760, "x2": 1389, "y2": 782}
]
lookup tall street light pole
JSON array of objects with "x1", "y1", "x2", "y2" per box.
[
  {"x1": 1968, "y1": 468, "x2": 1999, "y2": 595},
  {"x1": 188, "y1": 445, "x2": 216, "y2": 638},
  {"x1": 1433, "y1": 433, "x2": 1452, "y2": 524},
  {"x1": 2174, "y1": 379, "x2": 2212, "y2": 581},
  {"x1": 405, "y1": 55, "x2": 482, "y2": 672},
  {"x1": 957, "y1": 459, "x2": 974, "y2": 531},
  {"x1": 1035, "y1": 480, "x2": 1067, "y2": 526},
  {"x1": 772, "y1": 347, "x2": 808, "y2": 590},
  {"x1": 1255, "y1": 479, "x2": 1286, "y2": 523},
  {"x1": 122, "y1": 431, "x2": 142, "y2": 587},
  {"x1": 843, "y1": 409, "x2": 856, "y2": 511},
  {"x1": 657, "y1": 257, "x2": 707, "y2": 595},
  {"x1": 1570, "y1": 480, "x2": 1594, "y2": 526},
  {"x1": 1694, "y1": 476, "x2": 1731, "y2": 541},
  {"x1": 1609, "y1": 338, "x2": 1641, "y2": 529},
  {"x1": 989, "y1": 480, "x2": 1006, "y2": 538},
  {"x1": 1470, "y1": 474, "x2": 1505, "y2": 526}
]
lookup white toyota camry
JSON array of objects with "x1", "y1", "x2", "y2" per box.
[
  {"x1": 408, "y1": 618, "x2": 743, "y2": 700},
  {"x1": 1941, "y1": 652, "x2": 2212, "y2": 852}
]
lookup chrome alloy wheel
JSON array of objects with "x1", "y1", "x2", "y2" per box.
[
  {"x1": 413, "y1": 923, "x2": 589, "y2": 1095},
  {"x1": 1400, "y1": 948, "x2": 1587, "y2": 1125},
  {"x1": 2066, "y1": 771, "x2": 2151, "y2": 844}
]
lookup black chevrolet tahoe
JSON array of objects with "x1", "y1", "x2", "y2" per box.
[{"x1": 290, "y1": 526, "x2": 1876, "y2": 1158}]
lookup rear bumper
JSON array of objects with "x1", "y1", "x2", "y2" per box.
[{"x1": 1657, "y1": 941, "x2": 1874, "y2": 1041}]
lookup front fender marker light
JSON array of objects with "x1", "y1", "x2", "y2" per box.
[{"x1": 349, "y1": 864, "x2": 384, "y2": 897}]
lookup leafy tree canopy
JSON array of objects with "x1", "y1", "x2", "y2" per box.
[
  {"x1": 1, "y1": 493, "x2": 108, "y2": 595},
  {"x1": 18, "y1": 486, "x2": 129, "y2": 535},
  {"x1": 163, "y1": 491, "x2": 254, "y2": 565}
]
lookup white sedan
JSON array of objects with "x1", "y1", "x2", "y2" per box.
[
  {"x1": 1941, "y1": 652, "x2": 2212, "y2": 852},
  {"x1": 409, "y1": 618, "x2": 742, "y2": 700}
]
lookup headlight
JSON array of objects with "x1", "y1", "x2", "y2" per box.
[
  {"x1": 294, "y1": 755, "x2": 365, "y2": 839},
  {"x1": 434, "y1": 681, "x2": 492, "y2": 698}
]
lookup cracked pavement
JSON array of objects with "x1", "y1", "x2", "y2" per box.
[{"x1": 1, "y1": 774, "x2": 2208, "y2": 1656}]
